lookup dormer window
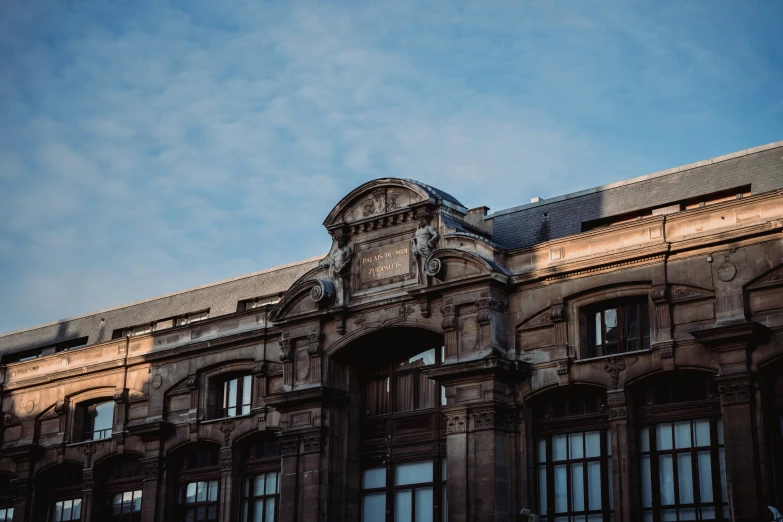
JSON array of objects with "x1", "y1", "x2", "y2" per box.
[
  {"x1": 241, "y1": 295, "x2": 281, "y2": 311},
  {"x1": 582, "y1": 298, "x2": 649, "y2": 359},
  {"x1": 174, "y1": 310, "x2": 209, "y2": 326}
]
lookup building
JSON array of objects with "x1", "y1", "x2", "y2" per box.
[{"x1": 1, "y1": 141, "x2": 783, "y2": 522}]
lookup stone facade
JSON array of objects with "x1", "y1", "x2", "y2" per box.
[{"x1": 1, "y1": 143, "x2": 783, "y2": 522}]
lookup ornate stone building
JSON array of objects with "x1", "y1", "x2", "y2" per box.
[{"x1": 1, "y1": 141, "x2": 783, "y2": 522}]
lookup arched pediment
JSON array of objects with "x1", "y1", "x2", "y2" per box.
[
  {"x1": 423, "y1": 248, "x2": 509, "y2": 284},
  {"x1": 268, "y1": 277, "x2": 336, "y2": 322},
  {"x1": 323, "y1": 178, "x2": 464, "y2": 229}
]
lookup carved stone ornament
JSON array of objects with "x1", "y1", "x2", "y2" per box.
[
  {"x1": 187, "y1": 421, "x2": 198, "y2": 434},
  {"x1": 717, "y1": 259, "x2": 737, "y2": 282},
  {"x1": 280, "y1": 437, "x2": 300, "y2": 457},
  {"x1": 83, "y1": 442, "x2": 97, "y2": 468},
  {"x1": 548, "y1": 304, "x2": 566, "y2": 323},
  {"x1": 654, "y1": 341, "x2": 675, "y2": 359},
  {"x1": 411, "y1": 219, "x2": 440, "y2": 268},
  {"x1": 651, "y1": 285, "x2": 669, "y2": 304},
  {"x1": 142, "y1": 460, "x2": 160, "y2": 481},
  {"x1": 328, "y1": 237, "x2": 352, "y2": 280},
  {"x1": 185, "y1": 374, "x2": 198, "y2": 390},
  {"x1": 603, "y1": 357, "x2": 626, "y2": 391},
  {"x1": 717, "y1": 375, "x2": 751, "y2": 405},
  {"x1": 113, "y1": 389, "x2": 127, "y2": 403},
  {"x1": 423, "y1": 257, "x2": 442, "y2": 277},
  {"x1": 267, "y1": 363, "x2": 284, "y2": 376},
  {"x1": 302, "y1": 434, "x2": 324, "y2": 454},
  {"x1": 309, "y1": 279, "x2": 336, "y2": 305},
  {"x1": 445, "y1": 413, "x2": 467, "y2": 434},
  {"x1": 219, "y1": 419, "x2": 235, "y2": 447},
  {"x1": 555, "y1": 359, "x2": 570, "y2": 375},
  {"x1": 471, "y1": 410, "x2": 516, "y2": 432},
  {"x1": 253, "y1": 360, "x2": 268, "y2": 377},
  {"x1": 279, "y1": 337, "x2": 293, "y2": 362}
]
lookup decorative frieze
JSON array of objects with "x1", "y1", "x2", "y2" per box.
[
  {"x1": 716, "y1": 374, "x2": 752, "y2": 405},
  {"x1": 141, "y1": 458, "x2": 160, "y2": 481},
  {"x1": 280, "y1": 437, "x2": 300, "y2": 457},
  {"x1": 302, "y1": 433, "x2": 325, "y2": 454},
  {"x1": 444, "y1": 413, "x2": 467, "y2": 434},
  {"x1": 470, "y1": 409, "x2": 516, "y2": 432}
]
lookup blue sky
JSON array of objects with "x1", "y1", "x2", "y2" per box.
[{"x1": 1, "y1": 0, "x2": 781, "y2": 333}]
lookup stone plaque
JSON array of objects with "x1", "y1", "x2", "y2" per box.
[{"x1": 357, "y1": 240, "x2": 412, "y2": 287}]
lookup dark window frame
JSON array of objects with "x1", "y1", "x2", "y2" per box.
[
  {"x1": 635, "y1": 372, "x2": 727, "y2": 522},
  {"x1": 242, "y1": 436, "x2": 281, "y2": 522},
  {"x1": 582, "y1": 297, "x2": 650, "y2": 359},
  {"x1": 361, "y1": 458, "x2": 447, "y2": 522},
  {"x1": 176, "y1": 446, "x2": 221, "y2": 522},
  {"x1": 209, "y1": 373, "x2": 253, "y2": 419}
]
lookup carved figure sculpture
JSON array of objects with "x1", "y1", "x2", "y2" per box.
[
  {"x1": 411, "y1": 219, "x2": 440, "y2": 258},
  {"x1": 330, "y1": 238, "x2": 352, "y2": 280}
]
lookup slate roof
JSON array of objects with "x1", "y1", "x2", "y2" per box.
[
  {"x1": 491, "y1": 141, "x2": 783, "y2": 249},
  {"x1": 0, "y1": 257, "x2": 320, "y2": 356},
  {"x1": 2, "y1": 140, "x2": 782, "y2": 357}
]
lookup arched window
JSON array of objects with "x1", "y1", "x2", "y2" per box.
[
  {"x1": 172, "y1": 444, "x2": 220, "y2": 522},
  {"x1": 356, "y1": 329, "x2": 447, "y2": 522},
  {"x1": 240, "y1": 434, "x2": 281, "y2": 522},
  {"x1": 74, "y1": 399, "x2": 115, "y2": 441},
  {"x1": 34, "y1": 464, "x2": 83, "y2": 522},
  {"x1": 634, "y1": 371, "x2": 727, "y2": 521},
  {"x1": 100, "y1": 456, "x2": 144, "y2": 522},
  {"x1": 530, "y1": 385, "x2": 613, "y2": 522}
]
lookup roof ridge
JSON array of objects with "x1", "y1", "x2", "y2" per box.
[
  {"x1": 0, "y1": 256, "x2": 323, "y2": 338},
  {"x1": 488, "y1": 139, "x2": 783, "y2": 219}
]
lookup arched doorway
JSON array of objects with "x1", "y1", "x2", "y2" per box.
[{"x1": 340, "y1": 327, "x2": 447, "y2": 522}]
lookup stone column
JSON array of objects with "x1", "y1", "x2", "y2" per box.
[
  {"x1": 81, "y1": 444, "x2": 97, "y2": 522},
  {"x1": 278, "y1": 434, "x2": 301, "y2": 522},
  {"x1": 219, "y1": 447, "x2": 235, "y2": 522},
  {"x1": 692, "y1": 322, "x2": 765, "y2": 522},
  {"x1": 444, "y1": 410, "x2": 468, "y2": 522},
  {"x1": 606, "y1": 390, "x2": 633, "y2": 522},
  {"x1": 140, "y1": 457, "x2": 162, "y2": 522}
]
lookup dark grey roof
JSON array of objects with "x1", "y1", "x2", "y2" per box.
[
  {"x1": 0, "y1": 257, "x2": 320, "y2": 356},
  {"x1": 403, "y1": 179, "x2": 465, "y2": 208},
  {"x1": 491, "y1": 141, "x2": 783, "y2": 249}
]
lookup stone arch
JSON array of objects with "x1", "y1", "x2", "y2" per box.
[{"x1": 324, "y1": 323, "x2": 444, "y2": 359}]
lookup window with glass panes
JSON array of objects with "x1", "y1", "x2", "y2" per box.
[
  {"x1": 363, "y1": 347, "x2": 446, "y2": 416},
  {"x1": 210, "y1": 374, "x2": 252, "y2": 419},
  {"x1": 176, "y1": 445, "x2": 220, "y2": 522},
  {"x1": 242, "y1": 472, "x2": 279, "y2": 522},
  {"x1": 361, "y1": 460, "x2": 446, "y2": 522},
  {"x1": 635, "y1": 371, "x2": 727, "y2": 522},
  {"x1": 82, "y1": 400, "x2": 114, "y2": 440},
  {"x1": 0, "y1": 508, "x2": 12, "y2": 522},
  {"x1": 106, "y1": 458, "x2": 144, "y2": 522},
  {"x1": 242, "y1": 435, "x2": 281, "y2": 522},
  {"x1": 531, "y1": 385, "x2": 613, "y2": 522},
  {"x1": 583, "y1": 298, "x2": 649, "y2": 359},
  {"x1": 50, "y1": 499, "x2": 82, "y2": 522},
  {"x1": 0, "y1": 476, "x2": 14, "y2": 522}
]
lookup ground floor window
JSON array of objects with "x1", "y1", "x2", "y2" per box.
[
  {"x1": 51, "y1": 499, "x2": 82, "y2": 522},
  {"x1": 639, "y1": 418, "x2": 727, "y2": 521},
  {"x1": 111, "y1": 489, "x2": 143, "y2": 521},
  {"x1": 179, "y1": 480, "x2": 219, "y2": 522},
  {"x1": 536, "y1": 430, "x2": 614, "y2": 522},
  {"x1": 242, "y1": 471, "x2": 280, "y2": 522},
  {"x1": 0, "y1": 508, "x2": 12, "y2": 522},
  {"x1": 362, "y1": 459, "x2": 445, "y2": 522}
]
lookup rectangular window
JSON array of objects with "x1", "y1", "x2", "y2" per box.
[
  {"x1": 241, "y1": 471, "x2": 280, "y2": 522},
  {"x1": 537, "y1": 431, "x2": 613, "y2": 522},
  {"x1": 362, "y1": 467, "x2": 387, "y2": 522},
  {"x1": 176, "y1": 311, "x2": 209, "y2": 326},
  {"x1": 585, "y1": 299, "x2": 649, "y2": 359},
  {"x1": 218, "y1": 375, "x2": 252, "y2": 418},
  {"x1": 112, "y1": 490, "x2": 143, "y2": 517},
  {"x1": 362, "y1": 461, "x2": 445, "y2": 522},
  {"x1": 0, "y1": 508, "x2": 13, "y2": 522},
  {"x1": 84, "y1": 401, "x2": 114, "y2": 440},
  {"x1": 639, "y1": 418, "x2": 728, "y2": 521},
  {"x1": 51, "y1": 499, "x2": 82, "y2": 522},
  {"x1": 180, "y1": 480, "x2": 218, "y2": 522}
]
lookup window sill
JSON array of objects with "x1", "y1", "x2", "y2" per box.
[
  {"x1": 202, "y1": 413, "x2": 253, "y2": 424},
  {"x1": 68, "y1": 437, "x2": 112, "y2": 447},
  {"x1": 573, "y1": 348, "x2": 650, "y2": 364}
]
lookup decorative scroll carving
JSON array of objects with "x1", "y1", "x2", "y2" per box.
[
  {"x1": 476, "y1": 297, "x2": 506, "y2": 324},
  {"x1": 267, "y1": 363, "x2": 284, "y2": 376},
  {"x1": 424, "y1": 257, "x2": 442, "y2": 277},
  {"x1": 309, "y1": 279, "x2": 336, "y2": 306},
  {"x1": 651, "y1": 285, "x2": 669, "y2": 303},
  {"x1": 185, "y1": 374, "x2": 198, "y2": 390},
  {"x1": 548, "y1": 304, "x2": 566, "y2": 322},
  {"x1": 444, "y1": 413, "x2": 467, "y2": 434},
  {"x1": 441, "y1": 304, "x2": 457, "y2": 331}
]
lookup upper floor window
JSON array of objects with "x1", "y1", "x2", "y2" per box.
[
  {"x1": 76, "y1": 400, "x2": 114, "y2": 441},
  {"x1": 51, "y1": 499, "x2": 82, "y2": 522},
  {"x1": 363, "y1": 347, "x2": 446, "y2": 416},
  {"x1": 3, "y1": 336, "x2": 89, "y2": 363},
  {"x1": 175, "y1": 445, "x2": 220, "y2": 522},
  {"x1": 175, "y1": 310, "x2": 209, "y2": 326},
  {"x1": 209, "y1": 374, "x2": 252, "y2": 419},
  {"x1": 105, "y1": 457, "x2": 144, "y2": 522},
  {"x1": 112, "y1": 310, "x2": 210, "y2": 339},
  {"x1": 582, "y1": 298, "x2": 649, "y2": 359}
]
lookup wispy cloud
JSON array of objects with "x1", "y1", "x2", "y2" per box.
[{"x1": 0, "y1": 0, "x2": 781, "y2": 332}]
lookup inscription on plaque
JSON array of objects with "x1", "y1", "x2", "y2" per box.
[{"x1": 357, "y1": 240, "x2": 412, "y2": 286}]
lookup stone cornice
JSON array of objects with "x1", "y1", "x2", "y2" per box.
[
  {"x1": 264, "y1": 386, "x2": 346, "y2": 412},
  {"x1": 422, "y1": 356, "x2": 530, "y2": 384},
  {"x1": 690, "y1": 320, "x2": 768, "y2": 351}
]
